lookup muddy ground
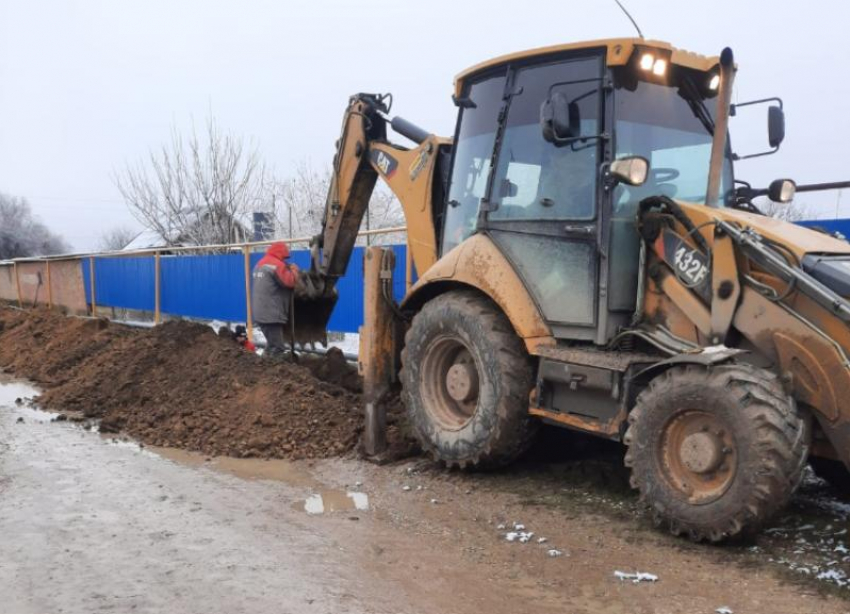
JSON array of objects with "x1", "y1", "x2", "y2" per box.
[
  {"x1": 3, "y1": 378, "x2": 850, "y2": 613},
  {"x1": 4, "y1": 306, "x2": 850, "y2": 612}
]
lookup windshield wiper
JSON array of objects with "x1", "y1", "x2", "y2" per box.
[{"x1": 679, "y1": 75, "x2": 715, "y2": 136}]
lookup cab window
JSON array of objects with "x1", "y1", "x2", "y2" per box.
[
  {"x1": 490, "y1": 56, "x2": 603, "y2": 222},
  {"x1": 442, "y1": 72, "x2": 506, "y2": 255}
]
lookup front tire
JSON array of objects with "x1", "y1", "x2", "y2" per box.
[
  {"x1": 400, "y1": 290, "x2": 537, "y2": 469},
  {"x1": 624, "y1": 363, "x2": 809, "y2": 542}
]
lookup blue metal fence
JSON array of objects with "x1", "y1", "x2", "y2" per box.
[
  {"x1": 798, "y1": 218, "x2": 850, "y2": 236},
  {"x1": 81, "y1": 245, "x2": 412, "y2": 334}
]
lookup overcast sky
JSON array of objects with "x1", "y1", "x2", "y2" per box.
[{"x1": 1, "y1": 0, "x2": 849, "y2": 251}]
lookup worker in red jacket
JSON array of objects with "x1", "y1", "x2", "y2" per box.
[{"x1": 251, "y1": 242, "x2": 298, "y2": 357}]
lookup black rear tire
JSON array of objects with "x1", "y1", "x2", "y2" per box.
[
  {"x1": 624, "y1": 363, "x2": 809, "y2": 542},
  {"x1": 400, "y1": 290, "x2": 537, "y2": 469}
]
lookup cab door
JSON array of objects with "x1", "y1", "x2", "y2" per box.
[{"x1": 483, "y1": 52, "x2": 606, "y2": 340}]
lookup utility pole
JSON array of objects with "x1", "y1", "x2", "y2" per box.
[{"x1": 366, "y1": 205, "x2": 372, "y2": 246}]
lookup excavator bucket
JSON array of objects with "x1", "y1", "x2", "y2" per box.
[{"x1": 290, "y1": 291, "x2": 337, "y2": 348}]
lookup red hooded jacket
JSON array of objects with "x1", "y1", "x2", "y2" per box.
[{"x1": 251, "y1": 242, "x2": 298, "y2": 324}]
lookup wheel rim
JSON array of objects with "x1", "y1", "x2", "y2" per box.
[
  {"x1": 658, "y1": 410, "x2": 737, "y2": 505},
  {"x1": 420, "y1": 335, "x2": 480, "y2": 430}
]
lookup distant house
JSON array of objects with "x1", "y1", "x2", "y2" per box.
[{"x1": 120, "y1": 213, "x2": 249, "y2": 252}]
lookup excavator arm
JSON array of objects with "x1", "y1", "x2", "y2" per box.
[{"x1": 292, "y1": 93, "x2": 449, "y2": 345}]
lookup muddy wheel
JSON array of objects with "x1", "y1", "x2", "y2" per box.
[
  {"x1": 624, "y1": 364, "x2": 809, "y2": 542},
  {"x1": 400, "y1": 290, "x2": 537, "y2": 469}
]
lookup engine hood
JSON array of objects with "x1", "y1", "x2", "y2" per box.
[{"x1": 676, "y1": 202, "x2": 850, "y2": 259}]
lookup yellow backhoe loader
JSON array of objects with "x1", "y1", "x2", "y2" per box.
[{"x1": 294, "y1": 38, "x2": 850, "y2": 541}]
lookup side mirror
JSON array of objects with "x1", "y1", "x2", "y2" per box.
[
  {"x1": 768, "y1": 106, "x2": 785, "y2": 149},
  {"x1": 610, "y1": 156, "x2": 649, "y2": 186},
  {"x1": 731, "y1": 97, "x2": 786, "y2": 160},
  {"x1": 768, "y1": 178, "x2": 796, "y2": 203},
  {"x1": 540, "y1": 92, "x2": 580, "y2": 143}
]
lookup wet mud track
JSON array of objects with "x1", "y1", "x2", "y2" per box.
[{"x1": 3, "y1": 378, "x2": 850, "y2": 613}]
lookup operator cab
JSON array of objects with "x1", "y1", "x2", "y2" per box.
[{"x1": 441, "y1": 39, "x2": 744, "y2": 344}]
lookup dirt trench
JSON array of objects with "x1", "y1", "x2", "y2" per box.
[{"x1": 0, "y1": 306, "x2": 413, "y2": 460}]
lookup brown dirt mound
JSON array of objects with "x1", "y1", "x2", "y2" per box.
[{"x1": 0, "y1": 306, "x2": 416, "y2": 460}]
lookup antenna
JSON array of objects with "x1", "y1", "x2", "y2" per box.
[{"x1": 614, "y1": 0, "x2": 645, "y2": 39}]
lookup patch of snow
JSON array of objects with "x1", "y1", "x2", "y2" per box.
[
  {"x1": 547, "y1": 549, "x2": 564, "y2": 558},
  {"x1": 402, "y1": 485, "x2": 411, "y2": 492},
  {"x1": 505, "y1": 531, "x2": 534, "y2": 543},
  {"x1": 817, "y1": 568, "x2": 848, "y2": 587},
  {"x1": 537, "y1": 537, "x2": 548, "y2": 544},
  {"x1": 614, "y1": 571, "x2": 658, "y2": 584},
  {"x1": 716, "y1": 608, "x2": 733, "y2": 614}
]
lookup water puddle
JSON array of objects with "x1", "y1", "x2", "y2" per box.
[
  {"x1": 0, "y1": 376, "x2": 57, "y2": 423},
  {"x1": 0, "y1": 378, "x2": 39, "y2": 407},
  {"x1": 302, "y1": 491, "x2": 369, "y2": 515},
  {"x1": 148, "y1": 446, "x2": 315, "y2": 487}
]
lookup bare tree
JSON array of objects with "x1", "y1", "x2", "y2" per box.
[
  {"x1": 0, "y1": 192, "x2": 68, "y2": 259},
  {"x1": 114, "y1": 117, "x2": 266, "y2": 250},
  {"x1": 97, "y1": 226, "x2": 138, "y2": 252},
  {"x1": 269, "y1": 161, "x2": 330, "y2": 239},
  {"x1": 757, "y1": 198, "x2": 813, "y2": 222},
  {"x1": 267, "y1": 161, "x2": 405, "y2": 246}
]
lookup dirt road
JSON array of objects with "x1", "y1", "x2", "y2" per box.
[{"x1": 3, "y1": 376, "x2": 850, "y2": 613}]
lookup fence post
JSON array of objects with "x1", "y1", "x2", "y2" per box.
[
  {"x1": 89, "y1": 257, "x2": 97, "y2": 316},
  {"x1": 46, "y1": 260, "x2": 53, "y2": 308},
  {"x1": 405, "y1": 239, "x2": 413, "y2": 293},
  {"x1": 243, "y1": 246, "x2": 253, "y2": 340},
  {"x1": 13, "y1": 261, "x2": 22, "y2": 308},
  {"x1": 154, "y1": 251, "x2": 161, "y2": 324}
]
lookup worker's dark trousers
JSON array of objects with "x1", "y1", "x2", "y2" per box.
[{"x1": 259, "y1": 323, "x2": 287, "y2": 355}]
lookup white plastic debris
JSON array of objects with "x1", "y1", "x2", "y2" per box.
[
  {"x1": 537, "y1": 537, "x2": 548, "y2": 544},
  {"x1": 402, "y1": 485, "x2": 411, "y2": 492},
  {"x1": 513, "y1": 523, "x2": 526, "y2": 531},
  {"x1": 430, "y1": 498, "x2": 438, "y2": 504},
  {"x1": 496, "y1": 523, "x2": 506, "y2": 530},
  {"x1": 614, "y1": 571, "x2": 659, "y2": 584},
  {"x1": 716, "y1": 608, "x2": 733, "y2": 614},
  {"x1": 547, "y1": 549, "x2": 564, "y2": 557}
]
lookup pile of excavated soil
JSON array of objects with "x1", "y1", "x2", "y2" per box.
[{"x1": 0, "y1": 306, "x2": 415, "y2": 460}]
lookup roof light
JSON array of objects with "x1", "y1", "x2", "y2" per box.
[
  {"x1": 709, "y1": 74, "x2": 720, "y2": 91},
  {"x1": 652, "y1": 59, "x2": 667, "y2": 76},
  {"x1": 640, "y1": 53, "x2": 654, "y2": 71}
]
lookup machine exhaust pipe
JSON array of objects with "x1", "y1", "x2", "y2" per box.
[
  {"x1": 706, "y1": 47, "x2": 735, "y2": 207},
  {"x1": 391, "y1": 116, "x2": 430, "y2": 144}
]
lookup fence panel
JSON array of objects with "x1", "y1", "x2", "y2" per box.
[
  {"x1": 82, "y1": 257, "x2": 156, "y2": 312},
  {"x1": 161, "y1": 253, "x2": 246, "y2": 321}
]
